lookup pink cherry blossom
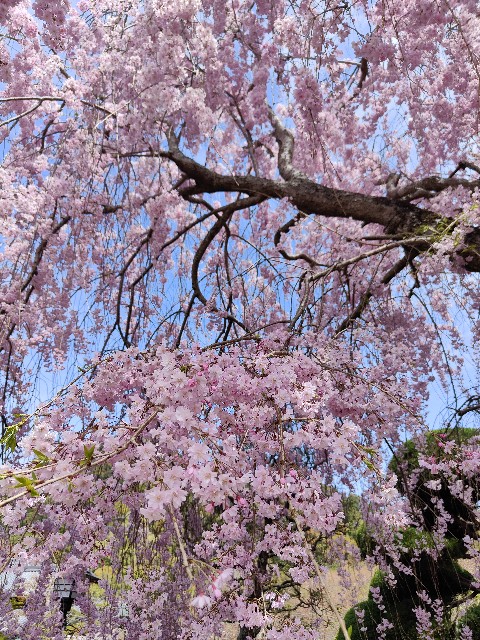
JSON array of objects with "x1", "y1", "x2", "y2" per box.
[
  {"x1": 191, "y1": 593, "x2": 212, "y2": 609},
  {"x1": 0, "y1": 1, "x2": 478, "y2": 638}
]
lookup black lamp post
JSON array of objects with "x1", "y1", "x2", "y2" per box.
[
  {"x1": 85, "y1": 569, "x2": 100, "y2": 584},
  {"x1": 53, "y1": 571, "x2": 99, "y2": 629},
  {"x1": 53, "y1": 577, "x2": 77, "y2": 629}
]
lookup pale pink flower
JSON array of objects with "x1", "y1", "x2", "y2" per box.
[{"x1": 191, "y1": 594, "x2": 212, "y2": 609}]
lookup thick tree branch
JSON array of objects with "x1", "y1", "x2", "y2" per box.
[
  {"x1": 161, "y1": 132, "x2": 428, "y2": 234},
  {"x1": 157, "y1": 129, "x2": 480, "y2": 272}
]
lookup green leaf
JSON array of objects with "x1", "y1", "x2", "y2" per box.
[
  {"x1": 13, "y1": 475, "x2": 31, "y2": 487},
  {"x1": 10, "y1": 595, "x2": 26, "y2": 609},
  {"x1": 347, "y1": 625, "x2": 353, "y2": 638},
  {"x1": 81, "y1": 443, "x2": 95, "y2": 466},
  {"x1": 1, "y1": 415, "x2": 30, "y2": 452},
  {"x1": 33, "y1": 449, "x2": 50, "y2": 464},
  {"x1": 1, "y1": 425, "x2": 19, "y2": 452},
  {"x1": 13, "y1": 475, "x2": 39, "y2": 496}
]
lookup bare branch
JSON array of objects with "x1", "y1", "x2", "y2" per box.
[
  {"x1": 334, "y1": 250, "x2": 416, "y2": 335},
  {"x1": 191, "y1": 194, "x2": 265, "y2": 306},
  {"x1": 380, "y1": 164, "x2": 480, "y2": 202},
  {"x1": 311, "y1": 237, "x2": 429, "y2": 282}
]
